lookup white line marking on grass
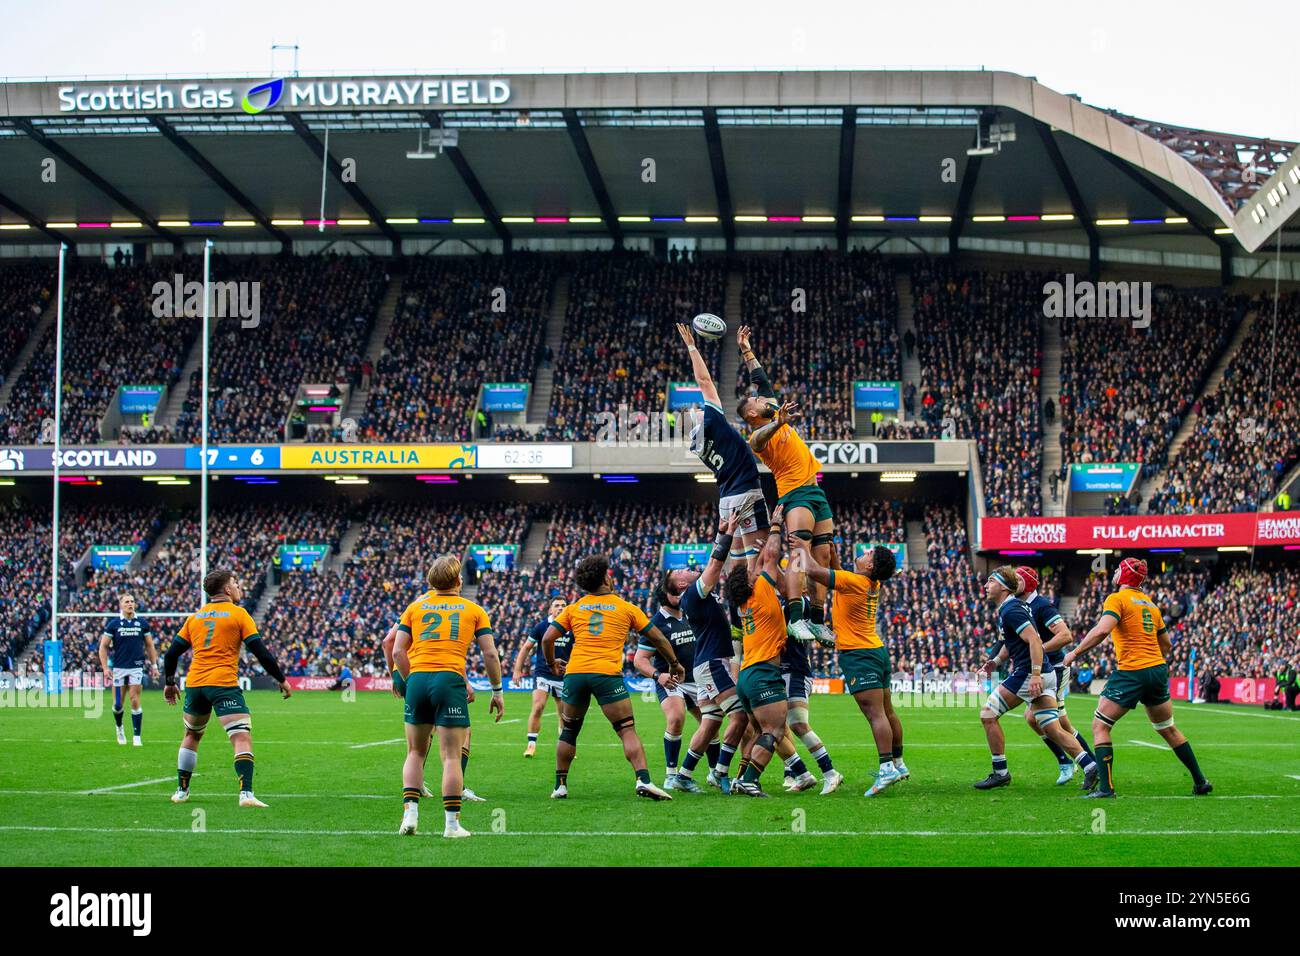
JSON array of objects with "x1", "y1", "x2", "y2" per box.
[
  {"x1": 80, "y1": 776, "x2": 180, "y2": 794},
  {"x1": 349, "y1": 738, "x2": 404, "y2": 749},
  {"x1": 4, "y1": 824, "x2": 1300, "y2": 839},
  {"x1": 1182, "y1": 707, "x2": 1300, "y2": 722},
  {"x1": 1127, "y1": 739, "x2": 1168, "y2": 750},
  {"x1": 1287, "y1": 775, "x2": 1300, "y2": 781}
]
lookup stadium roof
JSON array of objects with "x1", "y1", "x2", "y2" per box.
[{"x1": 0, "y1": 69, "x2": 1295, "y2": 260}]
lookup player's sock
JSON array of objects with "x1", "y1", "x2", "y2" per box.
[
  {"x1": 234, "y1": 752, "x2": 254, "y2": 792},
  {"x1": 681, "y1": 748, "x2": 703, "y2": 777},
  {"x1": 402, "y1": 788, "x2": 421, "y2": 807},
  {"x1": 707, "y1": 738, "x2": 721, "y2": 768},
  {"x1": 784, "y1": 754, "x2": 809, "y2": 776},
  {"x1": 741, "y1": 759, "x2": 763, "y2": 784},
  {"x1": 800, "y1": 732, "x2": 834, "y2": 772},
  {"x1": 663, "y1": 733, "x2": 682, "y2": 774},
  {"x1": 443, "y1": 794, "x2": 461, "y2": 827},
  {"x1": 527, "y1": 732, "x2": 538, "y2": 745},
  {"x1": 634, "y1": 768, "x2": 652, "y2": 785},
  {"x1": 131, "y1": 709, "x2": 142, "y2": 738},
  {"x1": 716, "y1": 743, "x2": 737, "y2": 775},
  {"x1": 1073, "y1": 730, "x2": 1094, "y2": 758},
  {"x1": 112, "y1": 707, "x2": 124, "y2": 728},
  {"x1": 1042, "y1": 734, "x2": 1069, "y2": 765},
  {"x1": 808, "y1": 603, "x2": 825, "y2": 626},
  {"x1": 991, "y1": 754, "x2": 1008, "y2": 777},
  {"x1": 892, "y1": 744, "x2": 904, "y2": 760},
  {"x1": 785, "y1": 596, "x2": 806, "y2": 626},
  {"x1": 555, "y1": 771, "x2": 568, "y2": 790},
  {"x1": 737, "y1": 756, "x2": 751, "y2": 779},
  {"x1": 1071, "y1": 748, "x2": 1096, "y2": 770},
  {"x1": 1095, "y1": 744, "x2": 1115, "y2": 793},
  {"x1": 460, "y1": 746, "x2": 470, "y2": 775},
  {"x1": 177, "y1": 746, "x2": 197, "y2": 791},
  {"x1": 1172, "y1": 741, "x2": 1207, "y2": 786}
]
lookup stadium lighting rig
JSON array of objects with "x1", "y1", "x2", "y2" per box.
[{"x1": 406, "y1": 126, "x2": 459, "y2": 159}]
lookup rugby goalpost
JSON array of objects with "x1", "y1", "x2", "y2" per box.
[{"x1": 48, "y1": 240, "x2": 214, "y2": 654}]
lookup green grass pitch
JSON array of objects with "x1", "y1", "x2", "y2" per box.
[{"x1": 1, "y1": 690, "x2": 1297, "y2": 866}]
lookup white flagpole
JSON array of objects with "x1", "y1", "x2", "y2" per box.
[
  {"x1": 319, "y1": 123, "x2": 329, "y2": 233},
  {"x1": 50, "y1": 243, "x2": 67, "y2": 643},
  {"x1": 201, "y1": 239, "x2": 212, "y2": 601}
]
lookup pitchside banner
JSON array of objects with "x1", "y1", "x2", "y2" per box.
[
  {"x1": 280, "y1": 444, "x2": 476, "y2": 470},
  {"x1": 667, "y1": 382, "x2": 704, "y2": 410},
  {"x1": 43, "y1": 641, "x2": 62, "y2": 694},
  {"x1": 1171, "y1": 676, "x2": 1275, "y2": 705},
  {"x1": 981, "y1": 513, "x2": 1300, "y2": 550}
]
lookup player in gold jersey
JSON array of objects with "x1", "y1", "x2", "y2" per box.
[
  {"x1": 1065, "y1": 558, "x2": 1212, "y2": 798},
  {"x1": 163, "y1": 570, "x2": 291, "y2": 808},
  {"x1": 541, "y1": 553, "x2": 684, "y2": 801},
  {"x1": 393, "y1": 555, "x2": 504, "y2": 838},
  {"x1": 736, "y1": 325, "x2": 835, "y2": 648},
  {"x1": 789, "y1": 540, "x2": 908, "y2": 796}
]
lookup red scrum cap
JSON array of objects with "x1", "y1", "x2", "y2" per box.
[
  {"x1": 1118, "y1": 557, "x2": 1148, "y2": 588},
  {"x1": 1015, "y1": 566, "x2": 1039, "y2": 596}
]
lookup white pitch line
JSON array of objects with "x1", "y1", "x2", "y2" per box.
[
  {"x1": 80, "y1": 776, "x2": 180, "y2": 794},
  {"x1": 3, "y1": 824, "x2": 1300, "y2": 838},
  {"x1": 1181, "y1": 706, "x2": 1300, "y2": 722},
  {"x1": 349, "y1": 738, "x2": 404, "y2": 749},
  {"x1": 1287, "y1": 775, "x2": 1300, "y2": 781},
  {"x1": 1127, "y1": 739, "x2": 1168, "y2": 750}
]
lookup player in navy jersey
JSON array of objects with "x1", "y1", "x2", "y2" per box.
[
  {"x1": 511, "y1": 597, "x2": 572, "y2": 757},
  {"x1": 676, "y1": 323, "x2": 770, "y2": 566},
  {"x1": 635, "y1": 573, "x2": 717, "y2": 792},
  {"x1": 1007, "y1": 567, "x2": 1094, "y2": 784},
  {"x1": 974, "y1": 566, "x2": 1099, "y2": 791},
  {"x1": 97, "y1": 594, "x2": 158, "y2": 747},
  {"x1": 665, "y1": 513, "x2": 749, "y2": 794}
]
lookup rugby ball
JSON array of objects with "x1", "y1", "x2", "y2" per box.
[{"x1": 692, "y1": 312, "x2": 726, "y2": 340}]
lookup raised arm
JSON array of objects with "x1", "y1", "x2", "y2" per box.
[
  {"x1": 700, "y1": 512, "x2": 742, "y2": 593},
  {"x1": 749, "y1": 401, "x2": 800, "y2": 452},
  {"x1": 737, "y1": 325, "x2": 776, "y2": 398},
  {"x1": 756, "y1": 504, "x2": 785, "y2": 579},
  {"x1": 675, "y1": 323, "x2": 721, "y2": 407}
]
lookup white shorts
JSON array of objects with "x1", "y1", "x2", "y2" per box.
[
  {"x1": 534, "y1": 675, "x2": 563, "y2": 699},
  {"x1": 111, "y1": 668, "x2": 143, "y2": 688},
  {"x1": 783, "y1": 672, "x2": 811, "y2": 702},
  {"x1": 693, "y1": 659, "x2": 738, "y2": 702},
  {"x1": 719, "y1": 488, "x2": 769, "y2": 539},
  {"x1": 1000, "y1": 668, "x2": 1059, "y2": 706},
  {"x1": 657, "y1": 681, "x2": 700, "y2": 705}
]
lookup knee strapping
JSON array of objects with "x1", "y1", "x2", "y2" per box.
[
  {"x1": 1034, "y1": 708, "x2": 1060, "y2": 728},
  {"x1": 559, "y1": 714, "x2": 584, "y2": 744},
  {"x1": 985, "y1": 691, "x2": 1010, "y2": 717},
  {"x1": 700, "y1": 701, "x2": 723, "y2": 720},
  {"x1": 721, "y1": 694, "x2": 745, "y2": 716},
  {"x1": 223, "y1": 720, "x2": 251, "y2": 738},
  {"x1": 812, "y1": 532, "x2": 834, "y2": 547},
  {"x1": 754, "y1": 732, "x2": 778, "y2": 753},
  {"x1": 790, "y1": 529, "x2": 814, "y2": 542},
  {"x1": 786, "y1": 706, "x2": 809, "y2": 728},
  {"x1": 611, "y1": 715, "x2": 635, "y2": 733},
  {"x1": 1150, "y1": 717, "x2": 1175, "y2": 731},
  {"x1": 1094, "y1": 709, "x2": 1116, "y2": 727}
]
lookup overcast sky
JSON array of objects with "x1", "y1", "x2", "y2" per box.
[{"x1": 3, "y1": 0, "x2": 1296, "y2": 142}]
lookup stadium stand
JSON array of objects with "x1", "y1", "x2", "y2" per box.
[
  {"x1": 0, "y1": 263, "x2": 53, "y2": 396},
  {"x1": 537, "y1": 252, "x2": 726, "y2": 441},
  {"x1": 0, "y1": 504, "x2": 52, "y2": 668},
  {"x1": 1172, "y1": 563, "x2": 1300, "y2": 681},
  {"x1": 876, "y1": 264, "x2": 1047, "y2": 516},
  {"x1": 1058, "y1": 291, "x2": 1244, "y2": 483},
  {"x1": 0, "y1": 259, "x2": 198, "y2": 445},
  {"x1": 734, "y1": 250, "x2": 900, "y2": 440},
  {"x1": 171, "y1": 254, "x2": 388, "y2": 444},
  {"x1": 362, "y1": 253, "x2": 555, "y2": 442},
  {"x1": 1147, "y1": 293, "x2": 1300, "y2": 514}
]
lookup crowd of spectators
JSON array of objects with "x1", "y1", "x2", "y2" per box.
[
  {"x1": 1169, "y1": 563, "x2": 1300, "y2": 681},
  {"x1": 877, "y1": 265, "x2": 1046, "y2": 517},
  {"x1": 536, "y1": 252, "x2": 726, "y2": 441},
  {"x1": 1058, "y1": 291, "x2": 1243, "y2": 482},
  {"x1": 1147, "y1": 293, "x2": 1300, "y2": 514},
  {"x1": 0, "y1": 503, "x2": 52, "y2": 669},
  {"x1": 171, "y1": 255, "x2": 388, "y2": 444},
  {"x1": 0, "y1": 258, "x2": 198, "y2": 445},
  {"x1": 0, "y1": 263, "x2": 52, "y2": 395},
  {"x1": 362, "y1": 254, "x2": 556, "y2": 442},
  {"x1": 735, "y1": 251, "x2": 899, "y2": 440}
]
